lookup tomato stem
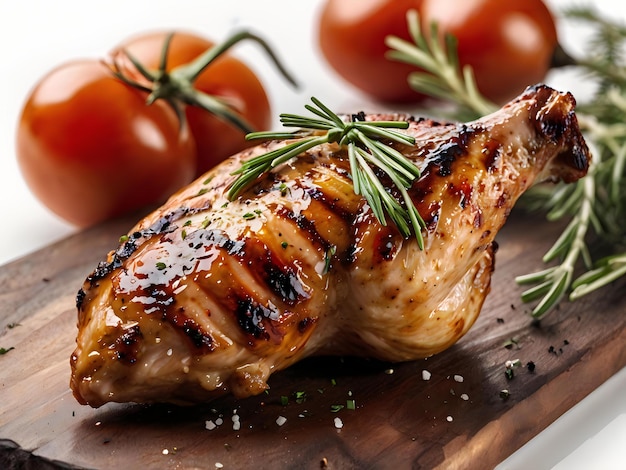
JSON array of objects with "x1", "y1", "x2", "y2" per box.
[
  {"x1": 110, "y1": 30, "x2": 298, "y2": 134},
  {"x1": 173, "y1": 30, "x2": 298, "y2": 89},
  {"x1": 550, "y1": 42, "x2": 578, "y2": 69},
  {"x1": 158, "y1": 33, "x2": 174, "y2": 72}
]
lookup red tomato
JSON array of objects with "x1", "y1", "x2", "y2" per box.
[
  {"x1": 16, "y1": 60, "x2": 196, "y2": 228},
  {"x1": 317, "y1": 0, "x2": 557, "y2": 105},
  {"x1": 318, "y1": 0, "x2": 427, "y2": 104},
  {"x1": 421, "y1": 0, "x2": 558, "y2": 104},
  {"x1": 109, "y1": 31, "x2": 272, "y2": 176}
]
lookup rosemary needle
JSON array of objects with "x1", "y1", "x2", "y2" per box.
[{"x1": 227, "y1": 97, "x2": 426, "y2": 247}]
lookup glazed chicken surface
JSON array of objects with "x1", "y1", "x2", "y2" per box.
[{"x1": 71, "y1": 85, "x2": 590, "y2": 407}]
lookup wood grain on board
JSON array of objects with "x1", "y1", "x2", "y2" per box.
[{"x1": 1, "y1": 211, "x2": 625, "y2": 469}]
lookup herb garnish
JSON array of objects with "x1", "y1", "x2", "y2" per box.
[
  {"x1": 323, "y1": 245, "x2": 337, "y2": 275},
  {"x1": 385, "y1": 10, "x2": 496, "y2": 121},
  {"x1": 0, "y1": 346, "x2": 14, "y2": 355},
  {"x1": 386, "y1": 7, "x2": 626, "y2": 317},
  {"x1": 228, "y1": 97, "x2": 426, "y2": 246}
]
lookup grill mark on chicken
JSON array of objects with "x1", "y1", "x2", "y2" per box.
[
  {"x1": 168, "y1": 307, "x2": 214, "y2": 351},
  {"x1": 235, "y1": 298, "x2": 281, "y2": 340},
  {"x1": 117, "y1": 271, "x2": 215, "y2": 353},
  {"x1": 80, "y1": 206, "x2": 201, "y2": 303},
  {"x1": 298, "y1": 316, "x2": 316, "y2": 334},
  {"x1": 71, "y1": 85, "x2": 592, "y2": 407},
  {"x1": 482, "y1": 139, "x2": 504, "y2": 172},
  {"x1": 275, "y1": 206, "x2": 331, "y2": 252},
  {"x1": 306, "y1": 185, "x2": 355, "y2": 223},
  {"x1": 375, "y1": 230, "x2": 401, "y2": 262},
  {"x1": 234, "y1": 236, "x2": 309, "y2": 306},
  {"x1": 429, "y1": 133, "x2": 469, "y2": 177},
  {"x1": 114, "y1": 324, "x2": 142, "y2": 364},
  {"x1": 196, "y1": 229, "x2": 246, "y2": 256},
  {"x1": 265, "y1": 263, "x2": 308, "y2": 304},
  {"x1": 75, "y1": 288, "x2": 86, "y2": 310}
]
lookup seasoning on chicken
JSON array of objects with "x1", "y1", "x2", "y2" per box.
[{"x1": 70, "y1": 84, "x2": 590, "y2": 407}]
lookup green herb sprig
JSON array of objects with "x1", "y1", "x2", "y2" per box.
[
  {"x1": 385, "y1": 9, "x2": 497, "y2": 120},
  {"x1": 385, "y1": 7, "x2": 626, "y2": 318},
  {"x1": 228, "y1": 97, "x2": 426, "y2": 247}
]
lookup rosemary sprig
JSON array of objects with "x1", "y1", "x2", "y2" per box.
[
  {"x1": 385, "y1": 7, "x2": 626, "y2": 317},
  {"x1": 515, "y1": 162, "x2": 595, "y2": 318},
  {"x1": 227, "y1": 97, "x2": 426, "y2": 247},
  {"x1": 385, "y1": 9, "x2": 497, "y2": 120}
]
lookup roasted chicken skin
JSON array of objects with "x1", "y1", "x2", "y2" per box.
[{"x1": 71, "y1": 85, "x2": 590, "y2": 407}]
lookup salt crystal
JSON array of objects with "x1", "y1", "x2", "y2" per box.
[
  {"x1": 422, "y1": 370, "x2": 431, "y2": 381},
  {"x1": 334, "y1": 417, "x2": 344, "y2": 429},
  {"x1": 205, "y1": 420, "x2": 217, "y2": 430},
  {"x1": 276, "y1": 416, "x2": 287, "y2": 426},
  {"x1": 446, "y1": 416, "x2": 453, "y2": 422},
  {"x1": 453, "y1": 375, "x2": 464, "y2": 383},
  {"x1": 460, "y1": 393, "x2": 469, "y2": 401}
]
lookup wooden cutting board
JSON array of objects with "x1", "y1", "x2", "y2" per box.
[{"x1": 1, "y1": 210, "x2": 625, "y2": 470}]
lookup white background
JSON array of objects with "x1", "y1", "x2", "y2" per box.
[{"x1": 1, "y1": 1, "x2": 625, "y2": 467}]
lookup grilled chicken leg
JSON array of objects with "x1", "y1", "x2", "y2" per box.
[{"x1": 71, "y1": 85, "x2": 590, "y2": 407}]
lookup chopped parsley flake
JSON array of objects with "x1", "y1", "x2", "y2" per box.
[
  {"x1": 294, "y1": 391, "x2": 307, "y2": 404},
  {"x1": 278, "y1": 183, "x2": 289, "y2": 196},
  {"x1": 323, "y1": 245, "x2": 336, "y2": 274}
]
